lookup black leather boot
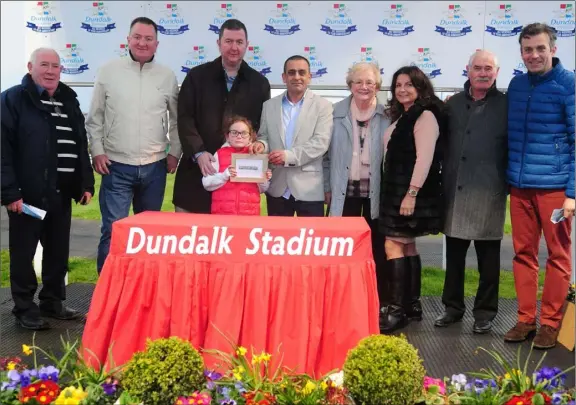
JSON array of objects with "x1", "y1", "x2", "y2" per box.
[
  {"x1": 380, "y1": 257, "x2": 408, "y2": 333},
  {"x1": 406, "y1": 255, "x2": 423, "y2": 321},
  {"x1": 376, "y1": 262, "x2": 388, "y2": 321}
]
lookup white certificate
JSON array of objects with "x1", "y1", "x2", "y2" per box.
[{"x1": 231, "y1": 153, "x2": 268, "y2": 183}]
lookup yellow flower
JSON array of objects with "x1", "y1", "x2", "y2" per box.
[
  {"x1": 504, "y1": 369, "x2": 521, "y2": 379},
  {"x1": 320, "y1": 381, "x2": 328, "y2": 390},
  {"x1": 56, "y1": 386, "x2": 88, "y2": 405},
  {"x1": 6, "y1": 362, "x2": 16, "y2": 371},
  {"x1": 233, "y1": 365, "x2": 245, "y2": 380},
  {"x1": 236, "y1": 346, "x2": 247, "y2": 357},
  {"x1": 302, "y1": 380, "x2": 317, "y2": 395},
  {"x1": 251, "y1": 355, "x2": 261, "y2": 365},
  {"x1": 22, "y1": 344, "x2": 32, "y2": 356},
  {"x1": 260, "y1": 352, "x2": 271, "y2": 362}
]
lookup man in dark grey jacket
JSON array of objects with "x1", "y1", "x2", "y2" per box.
[{"x1": 434, "y1": 50, "x2": 508, "y2": 334}]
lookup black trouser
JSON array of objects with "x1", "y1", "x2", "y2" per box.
[
  {"x1": 266, "y1": 194, "x2": 325, "y2": 217},
  {"x1": 8, "y1": 193, "x2": 72, "y2": 317},
  {"x1": 340, "y1": 197, "x2": 387, "y2": 305},
  {"x1": 442, "y1": 236, "x2": 501, "y2": 322}
]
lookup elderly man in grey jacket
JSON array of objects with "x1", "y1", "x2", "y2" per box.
[{"x1": 435, "y1": 50, "x2": 508, "y2": 334}]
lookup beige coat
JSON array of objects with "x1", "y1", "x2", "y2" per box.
[{"x1": 257, "y1": 90, "x2": 333, "y2": 201}]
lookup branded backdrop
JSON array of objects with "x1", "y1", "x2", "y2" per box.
[{"x1": 17, "y1": 1, "x2": 576, "y2": 88}]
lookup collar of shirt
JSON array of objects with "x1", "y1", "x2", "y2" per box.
[
  {"x1": 36, "y1": 83, "x2": 46, "y2": 95},
  {"x1": 282, "y1": 89, "x2": 307, "y2": 107}
]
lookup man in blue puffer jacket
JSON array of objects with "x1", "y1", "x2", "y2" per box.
[{"x1": 504, "y1": 23, "x2": 575, "y2": 350}]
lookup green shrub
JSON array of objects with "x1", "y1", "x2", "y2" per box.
[
  {"x1": 343, "y1": 334, "x2": 425, "y2": 405},
  {"x1": 121, "y1": 337, "x2": 205, "y2": 405}
]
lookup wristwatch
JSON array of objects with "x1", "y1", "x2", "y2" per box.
[{"x1": 407, "y1": 188, "x2": 418, "y2": 197}]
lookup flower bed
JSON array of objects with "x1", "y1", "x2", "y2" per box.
[{"x1": 1, "y1": 334, "x2": 574, "y2": 405}]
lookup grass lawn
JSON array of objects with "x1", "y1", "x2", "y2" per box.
[
  {"x1": 74, "y1": 172, "x2": 513, "y2": 234},
  {"x1": 0, "y1": 250, "x2": 544, "y2": 298}
]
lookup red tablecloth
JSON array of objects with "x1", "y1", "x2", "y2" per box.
[{"x1": 82, "y1": 212, "x2": 379, "y2": 376}]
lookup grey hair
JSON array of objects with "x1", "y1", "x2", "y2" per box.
[
  {"x1": 467, "y1": 49, "x2": 499, "y2": 68},
  {"x1": 29, "y1": 47, "x2": 60, "y2": 64},
  {"x1": 346, "y1": 62, "x2": 382, "y2": 89}
]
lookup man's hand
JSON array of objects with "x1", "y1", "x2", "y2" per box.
[
  {"x1": 249, "y1": 141, "x2": 265, "y2": 154},
  {"x1": 197, "y1": 152, "x2": 216, "y2": 176},
  {"x1": 79, "y1": 192, "x2": 92, "y2": 205},
  {"x1": 400, "y1": 195, "x2": 416, "y2": 216},
  {"x1": 563, "y1": 197, "x2": 575, "y2": 218},
  {"x1": 266, "y1": 169, "x2": 272, "y2": 180},
  {"x1": 93, "y1": 154, "x2": 111, "y2": 175},
  {"x1": 167, "y1": 154, "x2": 179, "y2": 174},
  {"x1": 269, "y1": 150, "x2": 286, "y2": 166},
  {"x1": 7, "y1": 199, "x2": 23, "y2": 214},
  {"x1": 324, "y1": 192, "x2": 331, "y2": 206}
]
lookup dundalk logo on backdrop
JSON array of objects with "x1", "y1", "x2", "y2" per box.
[
  {"x1": 378, "y1": 4, "x2": 414, "y2": 37},
  {"x1": 27, "y1": 1, "x2": 62, "y2": 33},
  {"x1": 550, "y1": 3, "x2": 575, "y2": 37},
  {"x1": 246, "y1": 46, "x2": 272, "y2": 77},
  {"x1": 485, "y1": 4, "x2": 522, "y2": 37},
  {"x1": 115, "y1": 43, "x2": 129, "y2": 58},
  {"x1": 304, "y1": 46, "x2": 328, "y2": 79},
  {"x1": 264, "y1": 3, "x2": 300, "y2": 36},
  {"x1": 320, "y1": 3, "x2": 357, "y2": 36},
  {"x1": 181, "y1": 46, "x2": 209, "y2": 73},
  {"x1": 356, "y1": 47, "x2": 384, "y2": 75},
  {"x1": 410, "y1": 48, "x2": 441, "y2": 79},
  {"x1": 60, "y1": 44, "x2": 89, "y2": 75},
  {"x1": 513, "y1": 61, "x2": 527, "y2": 76},
  {"x1": 81, "y1": 2, "x2": 116, "y2": 33},
  {"x1": 158, "y1": 3, "x2": 189, "y2": 35},
  {"x1": 210, "y1": 3, "x2": 237, "y2": 34},
  {"x1": 435, "y1": 4, "x2": 472, "y2": 37}
]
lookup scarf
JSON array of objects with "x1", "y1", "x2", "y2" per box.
[{"x1": 349, "y1": 97, "x2": 376, "y2": 181}]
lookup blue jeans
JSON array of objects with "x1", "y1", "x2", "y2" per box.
[{"x1": 97, "y1": 159, "x2": 167, "y2": 273}]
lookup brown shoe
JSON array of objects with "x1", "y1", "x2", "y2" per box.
[
  {"x1": 533, "y1": 325, "x2": 559, "y2": 350},
  {"x1": 504, "y1": 322, "x2": 537, "y2": 342}
]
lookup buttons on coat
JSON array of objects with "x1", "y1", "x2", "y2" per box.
[
  {"x1": 461, "y1": 156, "x2": 466, "y2": 161},
  {"x1": 457, "y1": 186, "x2": 463, "y2": 191}
]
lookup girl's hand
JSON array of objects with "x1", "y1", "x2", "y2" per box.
[
  {"x1": 266, "y1": 169, "x2": 272, "y2": 180},
  {"x1": 229, "y1": 167, "x2": 237, "y2": 178}
]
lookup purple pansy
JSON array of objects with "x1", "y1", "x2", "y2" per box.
[{"x1": 38, "y1": 366, "x2": 59, "y2": 382}]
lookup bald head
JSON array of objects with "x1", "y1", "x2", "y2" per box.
[{"x1": 27, "y1": 47, "x2": 62, "y2": 96}]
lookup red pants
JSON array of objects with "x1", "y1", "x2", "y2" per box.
[{"x1": 510, "y1": 188, "x2": 572, "y2": 329}]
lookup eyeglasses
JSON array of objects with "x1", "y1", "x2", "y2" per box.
[
  {"x1": 229, "y1": 130, "x2": 250, "y2": 139},
  {"x1": 352, "y1": 80, "x2": 377, "y2": 88}
]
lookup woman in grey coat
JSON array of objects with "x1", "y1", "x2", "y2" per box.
[{"x1": 323, "y1": 62, "x2": 390, "y2": 320}]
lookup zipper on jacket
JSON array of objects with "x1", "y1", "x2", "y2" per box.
[{"x1": 518, "y1": 84, "x2": 534, "y2": 187}]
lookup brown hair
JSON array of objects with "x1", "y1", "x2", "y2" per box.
[
  {"x1": 519, "y1": 23, "x2": 557, "y2": 49},
  {"x1": 223, "y1": 115, "x2": 257, "y2": 142},
  {"x1": 385, "y1": 65, "x2": 444, "y2": 122}
]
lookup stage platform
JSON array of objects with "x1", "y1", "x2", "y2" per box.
[{"x1": 1, "y1": 284, "x2": 574, "y2": 386}]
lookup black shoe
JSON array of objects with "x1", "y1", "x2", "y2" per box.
[
  {"x1": 434, "y1": 312, "x2": 463, "y2": 327},
  {"x1": 40, "y1": 306, "x2": 81, "y2": 320},
  {"x1": 473, "y1": 320, "x2": 492, "y2": 334},
  {"x1": 405, "y1": 255, "x2": 422, "y2": 321},
  {"x1": 15, "y1": 315, "x2": 51, "y2": 330},
  {"x1": 380, "y1": 257, "x2": 409, "y2": 333}
]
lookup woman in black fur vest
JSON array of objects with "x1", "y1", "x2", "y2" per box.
[{"x1": 379, "y1": 66, "x2": 448, "y2": 333}]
